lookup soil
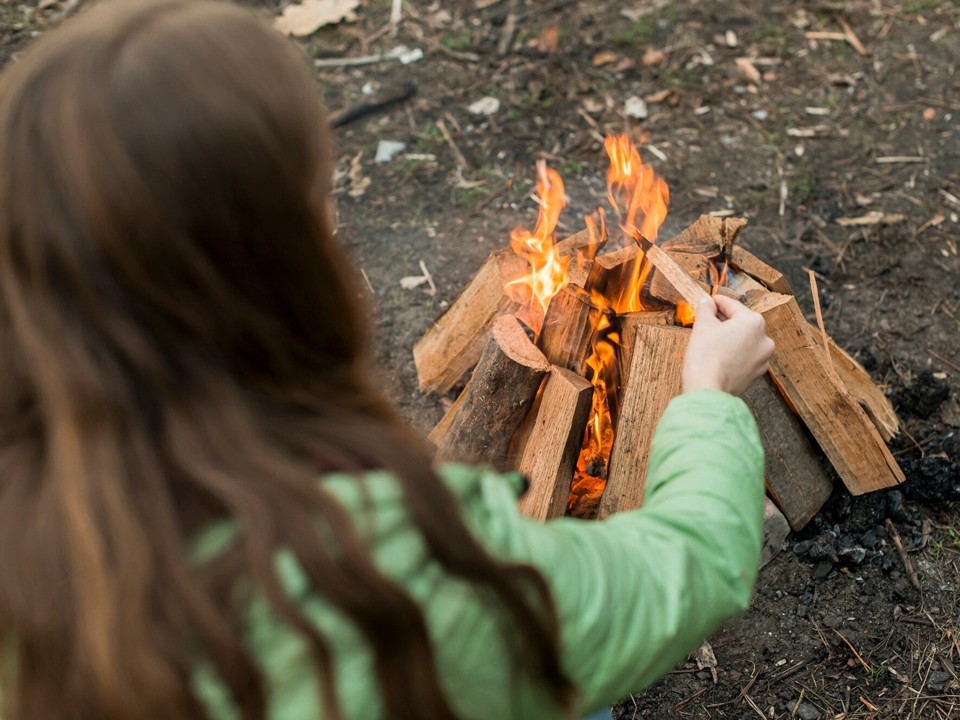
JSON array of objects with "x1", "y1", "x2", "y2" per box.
[{"x1": 3, "y1": 1, "x2": 959, "y2": 718}]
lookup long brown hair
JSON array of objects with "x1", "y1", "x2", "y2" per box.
[{"x1": 0, "y1": 2, "x2": 573, "y2": 718}]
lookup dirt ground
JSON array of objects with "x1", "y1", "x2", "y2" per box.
[{"x1": 3, "y1": 0, "x2": 959, "y2": 718}]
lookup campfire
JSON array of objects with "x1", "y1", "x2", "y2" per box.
[{"x1": 414, "y1": 134, "x2": 904, "y2": 539}]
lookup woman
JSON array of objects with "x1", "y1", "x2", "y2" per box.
[{"x1": 0, "y1": 2, "x2": 773, "y2": 719}]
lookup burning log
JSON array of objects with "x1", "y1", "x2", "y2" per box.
[
  {"x1": 746, "y1": 291, "x2": 904, "y2": 495},
  {"x1": 584, "y1": 244, "x2": 641, "y2": 301},
  {"x1": 648, "y1": 249, "x2": 710, "y2": 306},
  {"x1": 743, "y1": 376, "x2": 834, "y2": 531},
  {"x1": 811, "y1": 328, "x2": 899, "y2": 442},
  {"x1": 433, "y1": 314, "x2": 550, "y2": 468},
  {"x1": 516, "y1": 367, "x2": 593, "y2": 521},
  {"x1": 538, "y1": 285, "x2": 605, "y2": 376},
  {"x1": 414, "y1": 230, "x2": 595, "y2": 394},
  {"x1": 598, "y1": 324, "x2": 690, "y2": 519}
]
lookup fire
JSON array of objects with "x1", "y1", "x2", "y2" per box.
[
  {"x1": 505, "y1": 160, "x2": 570, "y2": 332},
  {"x1": 603, "y1": 135, "x2": 670, "y2": 313}
]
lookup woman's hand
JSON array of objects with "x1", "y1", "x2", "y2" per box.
[{"x1": 682, "y1": 295, "x2": 775, "y2": 396}]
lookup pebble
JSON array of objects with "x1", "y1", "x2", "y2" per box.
[
  {"x1": 797, "y1": 701, "x2": 821, "y2": 720},
  {"x1": 928, "y1": 670, "x2": 952, "y2": 692},
  {"x1": 839, "y1": 546, "x2": 867, "y2": 565},
  {"x1": 813, "y1": 561, "x2": 833, "y2": 580}
]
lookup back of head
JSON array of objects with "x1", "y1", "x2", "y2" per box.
[{"x1": 0, "y1": 3, "x2": 572, "y2": 719}]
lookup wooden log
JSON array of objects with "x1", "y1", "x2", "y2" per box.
[
  {"x1": 516, "y1": 367, "x2": 593, "y2": 522},
  {"x1": 414, "y1": 231, "x2": 598, "y2": 394},
  {"x1": 537, "y1": 285, "x2": 603, "y2": 376},
  {"x1": 649, "y1": 250, "x2": 710, "y2": 306},
  {"x1": 730, "y1": 246, "x2": 792, "y2": 295},
  {"x1": 743, "y1": 376, "x2": 834, "y2": 531},
  {"x1": 662, "y1": 215, "x2": 747, "y2": 257},
  {"x1": 616, "y1": 311, "x2": 675, "y2": 388},
  {"x1": 746, "y1": 291, "x2": 904, "y2": 495},
  {"x1": 633, "y1": 233, "x2": 712, "y2": 307},
  {"x1": 427, "y1": 392, "x2": 465, "y2": 447},
  {"x1": 598, "y1": 325, "x2": 690, "y2": 518},
  {"x1": 810, "y1": 327, "x2": 899, "y2": 441},
  {"x1": 760, "y1": 497, "x2": 791, "y2": 569},
  {"x1": 584, "y1": 244, "x2": 641, "y2": 301},
  {"x1": 433, "y1": 315, "x2": 551, "y2": 468}
]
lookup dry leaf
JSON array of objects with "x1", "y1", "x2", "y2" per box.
[
  {"x1": 735, "y1": 57, "x2": 761, "y2": 84},
  {"x1": 592, "y1": 51, "x2": 619, "y2": 67},
  {"x1": 836, "y1": 212, "x2": 905, "y2": 227},
  {"x1": 274, "y1": 0, "x2": 360, "y2": 37},
  {"x1": 538, "y1": 25, "x2": 560, "y2": 53},
  {"x1": 642, "y1": 48, "x2": 666, "y2": 65},
  {"x1": 644, "y1": 89, "x2": 678, "y2": 105},
  {"x1": 695, "y1": 641, "x2": 719, "y2": 684},
  {"x1": 347, "y1": 151, "x2": 370, "y2": 198},
  {"x1": 399, "y1": 260, "x2": 436, "y2": 296}
]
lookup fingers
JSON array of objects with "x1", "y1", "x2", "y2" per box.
[
  {"x1": 693, "y1": 296, "x2": 718, "y2": 326},
  {"x1": 712, "y1": 293, "x2": 747, "y2": 319}
]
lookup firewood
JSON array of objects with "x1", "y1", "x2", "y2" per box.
[
  {"x1": 598, "y1": 324, "x2": 690, "y2": 519},
  {"x1": 516, "y1": 367, "x2": 593, "y2": 521},
  {"x1": 810, "y1": 328, "x2": 899, "y2": 441},
  {"x1": 743, "y1": 376, "x2": 834, "y2": 531},
  {"x1": 661, "y1": 214, "x2": 747, "y2": 257},
  {"x1": 584, "y1": 244, "x2": 641, "y2": 301},
  {"x1": 427, "y1": 392, "x2": 464, "y2": 447},
  {"x1": 433, "y1": 314, "x2": 551, "y2": 468},
  {"x1": 414, "y1": 231, "x2": 597, "y2": 394},
  {"x1": 537, "y1": 285, "x2": 604, "y2": 376},
  {"x1": 633, "y1": 234, "x2": 712, "y2": 307},
  {"x1": 616, "y1": 311, "x2": 675, "y2": 388},
  {"x1": 730, "y1": 246, "x2": 792, "y2": 295},
  {"x1": 761, "y1": 497, "x2": 790, "y2": 569},
  {"x1": 746, "y1": 291, "x2": 904, "y2": 495},
  {"x1": 648, "y1": 250, "x2": 710, "y2": 306}
]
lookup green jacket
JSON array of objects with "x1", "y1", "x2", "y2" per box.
[{"x1": 194, "y1": 389, "x2": 765, "y2": 719}]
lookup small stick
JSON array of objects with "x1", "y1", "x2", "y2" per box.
[
  {"x1": 632, "y1": 232, "x2": 711, "y2": 307},
  {"x1": 886, "y1": 518, "x2": 922, "y2": 592},
  {"x1": 928, "y1": 349, "x2": 960, "y2": 374},
  {"x1": 329, "y1": 83, "x2": 417, "y2": 127},
  {"x1": 807, "y1": 269, "x2": 834, "y2": 375},
  {"x1": 837, "y1": 16, "x2": 869, "y2": 56},
  {"x1": 833, "y1": 629, "x2": 872, "y2": 673},
  {"x1": 436, "y1": 119, "x2": 469, "y2": 169},
  {"x1": 390, "y1": 0, "x2": 402, "y2": 32}
]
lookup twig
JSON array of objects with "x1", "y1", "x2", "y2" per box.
[
  {"x1": 928, "y1": 349, "x2": 960, "y2": 374},
  {"x1": 875, "y1": 156, "x2": 929, "y2": 164},
  {"x1": 837, "y1": 16, "x2": 869, "y2": 56},
  {"x1": 435, "y1": 119, "x2": 469, "y2": 169},
  {"x1": 329, "y1": 83, "x2": 417, "y2": 128},
  {"x1": 497, "y1": 0, "x2": 518, "y2": 56},
  {"x1": 886, "y1": 518, "x2": 922, "y2": 592},
  {"x1": 359, "y1": 267, "x2": 375, "y2": 295},
  {"x1": 390, "y1": 0, "x2": 402, "y2": 33},
  {"x1": 834, "y1": 629, "x2": 872, "y2": 674},
  {"x1": 808, "y1": 269, "x2": 834, "y2": 375}
]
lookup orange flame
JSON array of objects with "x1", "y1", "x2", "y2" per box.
[
  {"x1": 603, "y1": 135, "x2": 670, "y2": 313},
  {"x1": 505, "y1": 161, "x2": 570, "y2": 332}
]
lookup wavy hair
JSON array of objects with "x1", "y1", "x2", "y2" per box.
[{"x1": 0, "y1": 2, "x2": 573, "y2": 718}]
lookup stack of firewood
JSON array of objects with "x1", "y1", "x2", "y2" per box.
[{"x1": 414, "y1": 215, "x2": 903, "y2": 555}]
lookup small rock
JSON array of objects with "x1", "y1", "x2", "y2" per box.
[
  {"x1": 797, "y1": 701, "x2": 821, "y2": 720},
  {"x1": 752, "y1": 109, "x2": 768, "y2": 120},
  {"x1": 928, "y1": 670, "x2": 952, "y2": 692},
  {"x1": 839, "y1": 546, "x2": 867, "y2": 565},
  {"x1": 625, "y1": 96, "x2": 648, "y2": 119},
  {"x1": 813, "y1": 561, "x2": 833, "y2": 580},
  {"x1": 374, "y1": 140, "x2": 406, "y2": 163},
  {"x1": 861, "y1": 529, "x2": 879, "y2": 549},
  {"x1": 793, "y1": 540, "x2": 813, "y2": 555}
]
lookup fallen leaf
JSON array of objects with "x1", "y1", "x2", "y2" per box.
[
  {"x1": 582, "y1": 97, "x2": 605, "y2": 115},
  {"x1": 592, "y1": 50, "x2": 619, "y2": 67},
  {"x1": 735, "y1": 57, "x2": 761, "y2": 84},
  {"x1": 725, "y1": 30, "x2": 738, "y2": 47},
  {"x1": 642, "y1": 48, "x2": 666, "y2": 65},
  {"x1": 695, "y1": 641, "x2": 719, "y2": 684},
  {"x1": 274, "y1": 0, "x2": 360, "y2": 37},
  {"x1": 399, "y1": 260, "x2": 436, "y2": 296},
  {"x1": 538, "y1": 25, "x2": 559, "y2": 53},
  {"x1": 347, "y1": 151, "x2": 370, "y2": 198},
  {"x1": 644, "y1": 89, "x2": 677, "y2": 104},
  {"x1": 922, "y1": 107, "x2": 937, "y2": 121},
  {"x1": 836, "y1": 212, "x2": 905, "y2": 227},
  {"x1": 468, "y1": 96, "x2": 501, "y2": 116}
]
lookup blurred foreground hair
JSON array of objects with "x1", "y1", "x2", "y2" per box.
[{"x1": 0, "y1": 2, "x2": 572, "y2": 718}]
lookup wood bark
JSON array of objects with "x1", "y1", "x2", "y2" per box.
[
  {"x1": 516, "y1": 367, "x2": 593, "y2": 522},
  {"x1": 746, "y1": 291, "x2": 904, "y2": 495},
  {"x1": 598, "y1": 324, "x2": 691, "y2": 519},
  {"x1": 433, "y1": 314, "x2": 551, "y2": 468},
  {"x1": 414, "y1": 231, "x2": 597, "y2": 394},
  {"x1": 810, "y1": 327, "x2": 899, "y2": 442},
  {"x1": 537, "y1": 285, "x2": 603, "y2": 376},
  {"x1": 743, "y1": 376, "x2": 834, "y2": 531}
]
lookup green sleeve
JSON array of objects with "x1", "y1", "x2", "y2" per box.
[{"x1": 472, "y1": 388, "x2": 765, "y2": 714}]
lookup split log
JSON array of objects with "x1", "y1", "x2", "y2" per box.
[
  {"x1": 538, "y1": 285, "x2": 603, "y2": 376},
  {"x1": 662, "y1": 215, "x2": 747, "y2": 257},
  {"x1": 746, "y1": 291, "x2": 904, "y2": 495},
  {"x1": 584, "y1": 244, "x2": 641, "y2": 303},
  {"x1": 616, "y1": 311, "x2": 675, "y2": 388},
  {"x1": 730, "y1": 246, "x2": 792, "y2": 295},
  {"x1": 427, "y1": 392, "x2": 465, "y2": 447},
  {"x1": 516, "y1": 367, "x2": 593, "y2": 521},
  {"x1": 414, "y1": 231, "x2": 596, "y2": 394},
  {"x1": 743, "y1": 376, "x2": 834, "y2": 531},
  {"x1": 433, "y1": 314, "x2": 550, "y2": 468},
  {"x1": 633, "y1": 234, "x2": 712, "y2": 307},
  {"x1": 649, "y1": 250, "x2": 710, "y2": 306},
  {"x1": 761, "y1": 497, "x2": 791, "y2": 569},
  {"x1": 810, "y1": 328, "x2": 899, "y2": 442},
  {"x1": 598, "y1": 324, "x2": 690, "y2": 519}
]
